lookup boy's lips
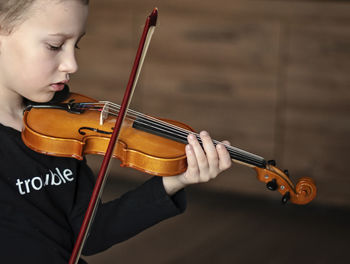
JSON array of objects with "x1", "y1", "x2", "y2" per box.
[
  {"x1": 50, "y1": 82, "x2": 66, "y2": 91},
  {"x1": 50, "y1": 79, "x2": 68, "y2": 91}
]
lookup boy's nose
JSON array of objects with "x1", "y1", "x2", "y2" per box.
[{"x1": 59, "y1": 51, "x2": 78, "y2": 74}]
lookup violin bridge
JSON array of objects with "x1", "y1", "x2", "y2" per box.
[{"x1": 99, "y1": 101, "x2": 109, "y2": 125}]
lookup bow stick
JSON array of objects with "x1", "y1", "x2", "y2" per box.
[{"x1": 69, "y1": 8, "x2": 158, "y2": 264}]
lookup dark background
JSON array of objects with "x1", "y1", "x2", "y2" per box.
[{"x1": 68, "y1": 0, "x2": 350, "y2": 263}]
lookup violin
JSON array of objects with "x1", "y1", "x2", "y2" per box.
[{"x1": 22, "y1": 91, "x2": 317, "y2": 205}]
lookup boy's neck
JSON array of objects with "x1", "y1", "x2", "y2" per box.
[
  {"x1": 0, "y1": 115, "x2": 23, "y2": 131},
  {"x1": 0, "y1": 89, "x2": 25, "y2": 131},
  {"x1": 0, "y1": 106, "x2": 24, "y2": 131}
]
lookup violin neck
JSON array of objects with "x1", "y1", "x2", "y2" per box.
[{"x1": 132, "y1": 117, "x2": 266, "y2": 169}]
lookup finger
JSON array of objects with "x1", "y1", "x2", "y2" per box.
[
  {"x1": 184, "y1": 144, "x2": 199, "y2": 182},
  {"x1": 216, "y1": 143, "x2": 232, "y2": 171},
  {"x1": 187, "y1": 133, "x2": 209, "y2": 172},
  {"x1": 222, "y1": 140, "x2": 231, "y2": 146},
  {"x1": 199, "y1": 131, "x2": 219, "y2": 173}
]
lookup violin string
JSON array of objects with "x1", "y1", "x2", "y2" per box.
[
  {"x1": 79, "y1": 102, "x2": 217, "y2": 147},
  {"x1": 131, "y1": 117, "x2": 265, "y2": 166},
  {"x1": 78, "y1": 102, "x2": 194, "y2": 137},
  {"x1": 77, "y1": 102, "x2": 192, "y2": 140},
  {"x1": 79, "y1": 102, "x2": 204, "y2": 144},
  {"x1": 76, "y1": 102, "x2": 265, "y2": 165},
  {"x1": 75, "y1": 102, "x2": 265, "y2": 166}
]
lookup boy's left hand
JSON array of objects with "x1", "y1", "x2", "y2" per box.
[{"x1": 163, "y1": 131, "x2": 232, "y2": 195}]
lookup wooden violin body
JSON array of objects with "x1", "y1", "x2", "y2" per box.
[{"x1": 22, "y1": 93, "x2": 192, "y2": 176}]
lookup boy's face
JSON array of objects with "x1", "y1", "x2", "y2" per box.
[{"x1": 0, "y1": 0, "x2": 88, "y2": 103}]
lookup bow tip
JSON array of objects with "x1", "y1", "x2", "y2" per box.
[{"x1": 149, "y1": 7, "x2": 158, "y2": 26}]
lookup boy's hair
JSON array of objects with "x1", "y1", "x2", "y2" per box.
[{"x1": 0, "y1": 0, "x2": 89, "y2": 33}]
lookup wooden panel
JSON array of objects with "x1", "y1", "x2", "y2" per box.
[
  {"x1": 143, "y1": 16, "x2": 279, "y2": 146},
  {"x1": 282, "y1": 24, "x2": 350, "y2": 206}
]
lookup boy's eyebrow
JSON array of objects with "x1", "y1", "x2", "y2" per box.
[{"x1": 48, "y1": 32, "x2": 86, "y2": 38}]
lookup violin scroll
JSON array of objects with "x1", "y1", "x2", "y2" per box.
[
  {"x1": 254, "y1": 161, "x2": 317, "y2": 205},
  {"x1": 292, "y1": 177, "x2": 317, "y2": 205}
]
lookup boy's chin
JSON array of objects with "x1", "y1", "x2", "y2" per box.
[{"x1": 23, "y1": 85, "x2": 70, "y2": 105}]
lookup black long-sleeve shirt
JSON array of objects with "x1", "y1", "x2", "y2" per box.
[{"x1": 0, "y1": 123, "x2": 186, "y2": 263}]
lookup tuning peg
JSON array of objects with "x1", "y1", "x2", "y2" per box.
[
  {"x1": 282, "y1": 192, "x2": 290, "y2": 204},
  {"x1": 266, "y1": 179, "x2": 278, "y2": 191},
  {"x1": 283, "y1": 169, "x2": 290, "y2": 177},
  {"x1": 268, "y1": 160, "x2": 276, "y2": 166}
]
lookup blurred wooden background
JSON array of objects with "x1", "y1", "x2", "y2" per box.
[
  {"x1": 67, "y1": 0, "x2": 350, "y2": 263},
  {"x1": 71, "y1": 0, "x2": 350, "y2": 207}
]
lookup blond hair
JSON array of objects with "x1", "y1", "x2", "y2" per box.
[{"x1": 0, "y1": 0, "x2": 89, "y2": 33}]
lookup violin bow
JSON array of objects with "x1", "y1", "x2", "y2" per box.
[{"x1": 69, "y1": 8, "x2": 158, "y2": 264}]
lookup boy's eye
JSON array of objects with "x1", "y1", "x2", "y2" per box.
[
  {"x1": 48, "y1": 44, "x2": 62, "y2": 51},
  {"x1": 47, "y1": 43, "x2": 81, "y2": 51}
]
